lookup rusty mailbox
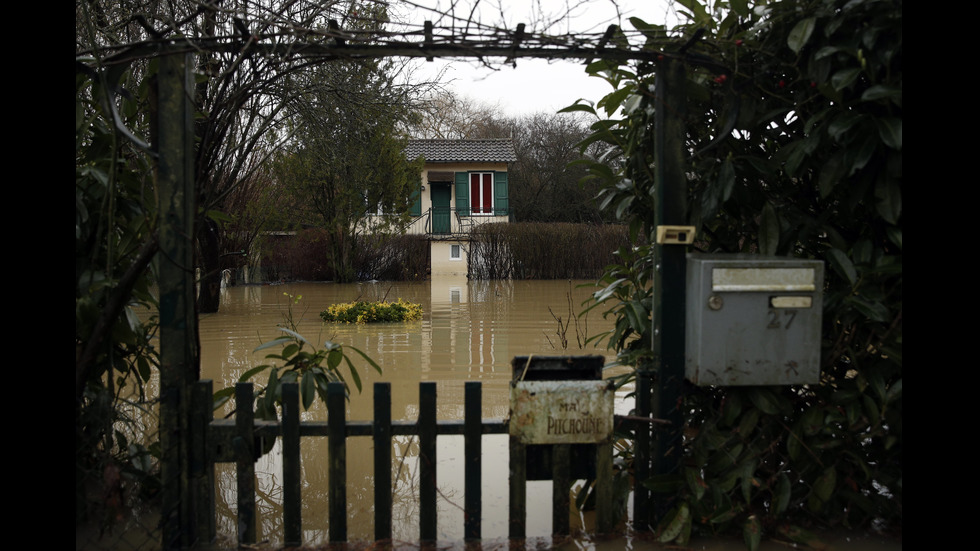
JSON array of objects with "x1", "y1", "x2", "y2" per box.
[{"x1": 509, "y1": 355, "x2": 613, "y2": 479}]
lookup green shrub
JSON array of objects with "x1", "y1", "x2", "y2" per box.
[{"x1": 320, "y1": 299, "x2": 423, "y2": 323}]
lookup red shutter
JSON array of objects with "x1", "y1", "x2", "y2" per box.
[
  {"x1": 470, "y1": 173, "x2": 481, "y2": 214},
  {"x1": 482, "y1": 173, "x2": 492, "y2": 214}
]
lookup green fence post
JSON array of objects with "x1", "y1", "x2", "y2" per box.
[
  {"x1": 374, "y1": 383, "x2": 393, "y2": 541},
  {"x1": 328, "y1": 382, "x2": 347, "y2": 543},
  {"x1": 464, "y1": 381, "x2": 482, "y2": 540},
  {"x1": 234, "y1": 383, "x2": 256, "y2": 544},
  {"x1": 190, "y1": 380, "x2": 215, "y2": 544},
  {"x1": 282, "y1": 383, "x2": 301, "y2": 546},
  {"x1": 419, "y1": 382, "x2": 437, "y2": 541}
]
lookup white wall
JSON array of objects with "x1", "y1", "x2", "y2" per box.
[{"x1": 430, "y1": 240, "x2": 468, "y2": 277}]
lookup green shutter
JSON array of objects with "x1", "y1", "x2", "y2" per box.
[
  {"x1": 410, "y1": 183, "x2": 422, "y2": 216},
  {"x1": 494, "y1": 172, "x2": 509, "y2": 216},
  {"x1": 455, "y1": 172, "x2": 469, "y2": 216}
]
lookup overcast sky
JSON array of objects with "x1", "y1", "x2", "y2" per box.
[{"x1": 402, "y1": 0, "x2": 677, "y2": 117}]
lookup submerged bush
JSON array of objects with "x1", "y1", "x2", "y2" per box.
[
  {"x1": 469, "y1": 222, "x2": 632, "y2": 279},
  {"x1": 256, "y1": 231, "x2": 429, "y2": 283},
  {"x1": 320, "y1": 299, "x2": 423, "y2": 323}
]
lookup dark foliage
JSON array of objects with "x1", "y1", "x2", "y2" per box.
[
  {"x1": 576, "y1": 0, "x2": 902, "y2": 546},
  {"x1": 257, "y1": 229, "x2": 429, "y2": 283},
  {"x1": 469, "y1": 222, "x2": 633, "y2": 280}
]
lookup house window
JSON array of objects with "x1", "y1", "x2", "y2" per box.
[
  {"x1": 469, "y1": 172, "x2": 494, "y2": 215},
  {"x1": 450, "y1": 244, "x2": 461, "y2": 260},
  {"x1": 363, "y1": 189, "x2": 384, "y2": 215}
]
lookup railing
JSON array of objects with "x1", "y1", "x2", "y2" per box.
[
  {"x1": 395, "y1": 208, "x2": 506, "y2": 237},
  {"x1": 193, "y1": 379, "x2": 622, "y2": 547}
]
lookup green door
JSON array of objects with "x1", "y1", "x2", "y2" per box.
[{"x1": 431, "y1": 183, "x2": 451, "y2": 234}]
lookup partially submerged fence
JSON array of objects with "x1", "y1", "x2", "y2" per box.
[{"x1": 192, "y1": 379, "x2": 627, "y2": 546}]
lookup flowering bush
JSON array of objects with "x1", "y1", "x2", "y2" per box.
[{"x1": 320, "y1": 298, "x2": 423, "y2": 324}]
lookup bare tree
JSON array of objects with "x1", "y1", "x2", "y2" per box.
[
  {"x1": 412, "y1": 90, "x2": 508, "y2": 138},
  {"x1": 508, "y1": 111, "x2": 608, "y2": 223}
]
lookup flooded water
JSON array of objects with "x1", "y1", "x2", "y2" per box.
[
  {"x1": 197, "y1": 279, "x2": 901, "y2": 551},
  {"x1": 200, "y1": 277, "x2": 626, "y2": 546}
]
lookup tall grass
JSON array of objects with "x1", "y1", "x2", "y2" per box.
[{"x1": 469, "y1": 222, "x2": 631, "y2": 280}]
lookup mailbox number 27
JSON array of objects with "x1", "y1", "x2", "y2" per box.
[{"x1": 767, "y1": 309, "x2": 797, "y2": 330}]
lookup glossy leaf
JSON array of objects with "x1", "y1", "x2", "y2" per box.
[
  {"x1": 875, "y1": 178, "x2": 902, "y2": 225},
  {"x1": 818, "y1": 152, "x2": 844, "y2": 198},
  {"x1": 787, "y1": 423, "x2": 803, "y2": 461},
  {"x1": 344, "y1": 356, "x2": 363, "y2": 394},
  {"x1": 685, "y1": 468, "x2": 706, "y2": 500},
  {"x1": 862, "y1": 84, "x2": 902, "y2": 103},
  {"x1": 801, "y1": 406, "x2": 824, "y2": 436},
  {"x1": 254, "y1": 337, "x2": 293, "y2": 353},
  {"x1": 831, "y1": 67, "x2": 862, "y2": 91},
  {"x1": 759, "y1": 202, "x2": 779, "y2": 256},
  {"x1": 729, "y1": 0, "x2": 749, "y2": 17},
  {"x1": 736, "y1": 408, "x2": 760, "y2": 437},
  {"x1": 558, "y1": 101, "x2": 597, "y2": 115},
  {"x1": 326, "y1": 348, "x2": 342, "y2": 370},
  {"x1": 276, "y1": 327, "x2": 311, "y2": 347},
  {"x1": 657, "y1": 502, "x2": 691, "y2": 543},
  {"x1": 886, "y1": 378, "x2": 903, "y2": 403},
  {"x1": 347, "y1": 344, "x2": 384, "y2": 375},
  {"x1": 743, "y1": 515, "x2": 762, "y2": 551},
  {"x1": 787, "y1": 18, "x2": 816, "y2": 54},
  {"x1": 825, "y1": 248, "x2": 857, "y2": 285},
  {"x1": 674, "y1": 0, "x2": 709, "y2": 22},
  {"x1": 813, "y1": 466, "x2": 837, "y2": 503},
  {"x1": 875, "y1": 117, "x2": 902, "y2": 150},
  {"x1": 281, "y1": 343, "x2": 299, "y2": 358},
  {"x1": 772, "y1": 473, "x2": 791, "y2": 516},
  {"x1": 740, "y1": 459, "x2": 758, "y2": 503},
  {"x1": 720, "y1": 392, "x2": 743, "y2": 427},
  {"x1": 212, "y1": 387, "x2": 234, "y2": 411},
  {"x1": 239, "y1": 364, "x2": 272, "y2": 382},
  {"x1": 301, "y1": 370, "x2": 315, "y2": 410},
  {"x1": 747, "y1": 388, "x2": 783, "y2": 415}
]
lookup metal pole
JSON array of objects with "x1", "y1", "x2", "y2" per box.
[
  {"x1": 651, "y1": 57, "x2": 687, "y2": 522},
  {"x1": 157, "y1": 53, "x2": 199, "y2": 549}
]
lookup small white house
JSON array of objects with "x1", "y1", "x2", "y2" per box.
[{"x1": 402, "y1": 139, "x2": 518, "y2": 277}]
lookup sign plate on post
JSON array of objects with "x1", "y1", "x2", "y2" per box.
[{"x1": 509, "y1": 381, "x2": 615, "y2": 444}]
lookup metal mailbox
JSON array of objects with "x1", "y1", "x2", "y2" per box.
[
  {"x1": 686, "y1": 254, "x2": 824, "y2": 386},
  {"x1": 510, "y1": 355, "x2": 605, "y2": 480},
  {"x1": 510, "y1": 380, "x2": 615, "y2": 445}
]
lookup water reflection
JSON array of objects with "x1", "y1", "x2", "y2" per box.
[{"x1": 200, "y1": 278, "x2": 623, "y2": 545}]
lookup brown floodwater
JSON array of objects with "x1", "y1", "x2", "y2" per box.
[
  {"x1": 200, "y1": 277, "x2": 627, "y2": 546},
  {"x1": 197, "y1": 278, "x2": 901, "y2": 551}
]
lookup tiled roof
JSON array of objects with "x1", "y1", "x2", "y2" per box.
[{"x1": 405, "y1": 139, "x2": 517, "y2": 163}]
